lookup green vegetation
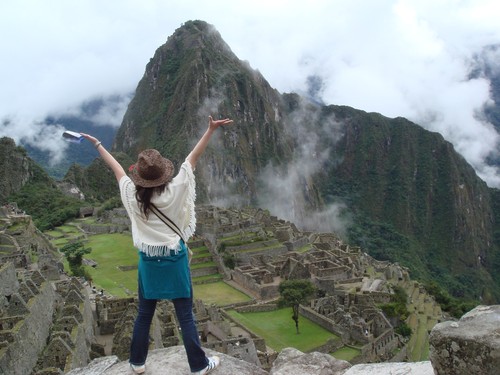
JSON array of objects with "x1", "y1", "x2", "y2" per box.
[
  {"x1": 379, "y1": 285, "x2": 412, "y2": 338},
  {"x1": 424, "y1": 281, "x2": 478, "y2": 318},
  {"x1": 222, "y1": 252, "x2": 236, "y2": 269},
  {"x1": 64, "y1": 153, "x2": 132, "y2": 202},
  {"x1": 395, "y1": 322, "x2": 412, "y2": 338},
  {"x1": 11, "y1": 178, "x2": 85, "y2": 231},
  {"x1": 278, "y1": 279, "x2": 316, "y2": 334},
  {"x1": 227, "y1": 308, "x2": 338, "y2": 352},
  {"x1": 60, "y1": 240, "x2": 92, "y2": 278},
  {"x1": 380, "y1": 285, "x2": 409, "y2": 319}
]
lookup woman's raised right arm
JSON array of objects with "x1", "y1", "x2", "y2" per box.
[{"x1": 186, "y1": 115, "x2": 233, "y2": 168}]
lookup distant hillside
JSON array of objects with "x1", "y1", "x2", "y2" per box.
[{"x1": 0, "y1": 137, "x2": 86, "y2": 230}]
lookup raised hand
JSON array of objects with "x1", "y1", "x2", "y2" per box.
[{"x1": 208, "y1": 115, "x2": 233, "y2": 130}]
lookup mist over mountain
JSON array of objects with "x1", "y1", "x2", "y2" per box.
[{"x1": 8, "y1": 20, "x2": 500, "y2": 304}]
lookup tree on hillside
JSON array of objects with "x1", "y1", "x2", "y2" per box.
[
  {"x1": 278, "y1": 279, "x2": 316, "y2": 334},
  {"x1": 60, "y1": 240, "x2": 91, "y2": 277}
]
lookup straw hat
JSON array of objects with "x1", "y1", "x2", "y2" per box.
[{"x1": 129, "y1": 149, "x2": 174, "y2": 188}]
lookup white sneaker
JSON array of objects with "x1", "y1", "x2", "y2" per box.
[
  {"x1": 130, "y1": 363, "x2": 146, "y2": 374},
  {"x1": 192, "y1": 356, "x2": 220, "y2": 374}
]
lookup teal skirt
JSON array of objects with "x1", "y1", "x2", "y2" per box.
[{"x1": 137, "y1": 240, "x2": 191, "y2": 300}]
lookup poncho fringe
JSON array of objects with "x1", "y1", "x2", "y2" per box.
[
  {"x1": 139, "y1": 242, "x2": 182, "y2": 257},
  {"x1": 182, "y1": 161, "x2": 197, "y2": 241}
]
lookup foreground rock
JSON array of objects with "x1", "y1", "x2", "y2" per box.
[
  {"x1": 343, "y1": 361, "x2": 433, "y2": 375},
  {"x1": 429, "y1": 305, "x2": 500, "y2": 375},
  {"x1": 67, "y1": 345, "x2": 437, "y2": 375},
  {"x1": 67, "y1": 347, "x2": 267, "y2": 375},
  {"x1": 269, "y1": 347, "x2": 351, "y2": 374}
]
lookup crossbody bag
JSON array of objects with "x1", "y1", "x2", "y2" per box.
[{"x1": 150, "y1": 203, "x2": 193, "y2": 263}]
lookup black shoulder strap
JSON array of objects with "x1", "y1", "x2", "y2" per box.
[{"x1": 150, "y1": 203, "x2": 185, "y2": 242}]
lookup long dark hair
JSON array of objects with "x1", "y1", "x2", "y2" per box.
[{"x1": 135, "y1": 184, "x2": 167, "y2": 219}]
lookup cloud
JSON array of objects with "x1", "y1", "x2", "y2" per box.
[
  {"x1": 256, "y1": 98, "x2": 349, "y2": 235},
  {"x1": 0, "y1": 0, "x2": 499, "y2": 185},
  {"x1": 65, "y1": 94, "x2": 133, "y2": 128}
]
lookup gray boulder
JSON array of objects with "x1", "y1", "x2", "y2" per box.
[
  {"x1": 429, "y1": 304, "x2": 500, "y2": 375},
  {"x1": 342, "y1": 361, "x2": 434, "y2": 375},
  {"x1": 270, "y1": 347, "x2": 351, "y2": 375}
]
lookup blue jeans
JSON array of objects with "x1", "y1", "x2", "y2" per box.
[{"x1": 129, "y1": 287, "x2": 209, "y2": 372}]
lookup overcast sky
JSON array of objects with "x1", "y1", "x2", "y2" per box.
[{"x1": 1, "y1": 0, "x2": 500, "y2": 186}]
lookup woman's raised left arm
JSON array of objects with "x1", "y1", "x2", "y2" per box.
[{"x1": 80, "y1": 133, "x2": 126, "y2": 183}]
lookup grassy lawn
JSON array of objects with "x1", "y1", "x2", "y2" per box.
[
  {"x1": 331, "y1": 346, "x2": 361, "y2": 361},
  {"x1": 85, "y1": 233, "x2": 139, "y2": 297},
  {"x1": 227, "y1": 308, "x2": 338, "y2": 352},
  {"x1": 193, "y1": 281, "x2": 252, "y2": 306}
]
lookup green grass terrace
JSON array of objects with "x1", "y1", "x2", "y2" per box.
[{"x1": 226, "y1": 307, "x2": 339, "y2": 353}]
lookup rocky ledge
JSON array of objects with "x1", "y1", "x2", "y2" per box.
[{"x1": 67, "y1": 346, "x2": 433, "y2": 375}]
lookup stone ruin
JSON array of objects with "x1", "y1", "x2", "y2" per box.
[
  {"x1": 0, "y1": 207, "x2": 102, "y2": 374},
  {"x1": 0, "y1": 203, "x2": 458, "y2": 373},
  {"x1": 0, "y1": 262, "x2": 98, "y2": 374},
  {"x1": 194, "y1": 205, "x2": 420, "y2": 364}
]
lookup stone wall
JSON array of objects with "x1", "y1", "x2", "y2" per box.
[
  {"x1": 231, "y1": 269, "x2": 280, "y2": 300},
  {"x1": 0, "y1": 262, "x2": 19, "y2": 296},
  {"x1": 0, "y1": 277, "x2": 57, "y2": 375},
  {"x1": 233, "y1": 244, "x2": 288, "y2": 264},
  {"x1": 298, "y1": 305, "x2": 347, "y2": 340},
  {"x1": 235, "y1": 303, "x2": 278, "y2": 313},
  {"x1": 362, "y1": 329, "x2": 399, "y2": 362}
]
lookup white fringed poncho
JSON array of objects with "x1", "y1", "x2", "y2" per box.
[{"x1": 119, "y1": 160, "x2": 196, "y2": 256}]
